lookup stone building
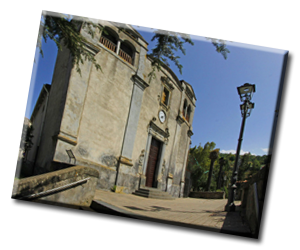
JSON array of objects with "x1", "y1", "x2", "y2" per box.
[
  {"x1": 29, "y1": 19, "x2": 196, "y2": 197},
  {"x1": 16, "y1": 115, "x2": 31, "y2": 160},
  {"x1": 27, "y1": 84, "x2": 51, "y2": 166}
]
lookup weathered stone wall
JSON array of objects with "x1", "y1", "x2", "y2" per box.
[
  {"x1": 174, "y1": 125, "x2": 189, "y2": 182},
  {"x1": 132, "y1": 62, "x2": 194, "y2": 196},
  {"x1": 12, "y1": 166, "x2": 99, "y2": 207},
  {"x1": 34, "y1": 42, "x2": 73, "y2": 174},
  {"x1": 27, "y1": 85, "x2": 50, "y2": 166},
  {"x1": 240, "y1": 166, "x2": 269, "y2": 236}
]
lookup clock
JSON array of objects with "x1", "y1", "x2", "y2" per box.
[{"x1": 159, "y1": 110, "x2": 166, "y2": 123}]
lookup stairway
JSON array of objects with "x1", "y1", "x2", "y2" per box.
[{"x1": 132, "y1": 187, "x2": 175, "y2": 200}]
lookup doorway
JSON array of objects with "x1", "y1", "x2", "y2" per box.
[{"x1": 145, "y1": 137, "x2": 162, "y2": 187}]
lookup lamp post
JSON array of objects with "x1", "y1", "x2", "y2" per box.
[{"x1": 225, "y1": 83, "x2": 255, "y2": 212}]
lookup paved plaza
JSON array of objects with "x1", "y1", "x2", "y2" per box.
[{"x1": 91, "y1": 190, "x2": 253, "y2": 237}]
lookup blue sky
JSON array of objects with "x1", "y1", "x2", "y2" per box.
[{"x1": 25, "y1": 24, "x2": 287, "y2": 156}]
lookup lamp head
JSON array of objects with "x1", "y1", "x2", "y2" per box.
[{"x1": 237, "y1": 83, "x2": 256, "y2": 102}]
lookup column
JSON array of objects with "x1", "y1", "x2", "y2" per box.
[{"x1": 116, "y1": 40, "x2": 121, "y2": 55}]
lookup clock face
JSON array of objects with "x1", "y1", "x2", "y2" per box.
[{"x1": 159, "y1": 110, "x2": 166, "y2": 123}]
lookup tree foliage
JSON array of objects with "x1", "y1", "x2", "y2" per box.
[
  {"x1": 38, "y1": 13, "x2": 102, "y2": 75},
  {"x1": 38, "y1": 12, "x2": 230, "y2": 79},
  {"x1": 206, "y1": 38, "x2": 230, "y2": 59},
  {"x1": 148, "y1": 30, "x2": 194, "y2": 81},
  {"x1": 188, "y1": 143, "x2": 268, "y2": 192}
]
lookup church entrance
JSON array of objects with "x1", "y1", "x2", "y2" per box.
[{"x1": 145, "y1": 137, "x2": 162, "y2": 187}]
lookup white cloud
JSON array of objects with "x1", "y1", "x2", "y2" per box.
[
  {"x1": 220, "y1": 149, "x2": 236, "y2": 154},
  {"x1": 220, "y1": 149, "x2": 255, "y2": 155},
  {"x1": 261, "y1": 148, "x2": 269, "y2": 153}
]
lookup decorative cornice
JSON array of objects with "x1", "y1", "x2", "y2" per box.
[
  {"x1": 176, "y1": 115, "x2": 185, "y2": 125},
  {"x1": 57, "y1": 132, "x2": 78, "y2": 146},
  {"x1": 161, "y1": 76, "x2": 174, "y2": 90},
  {"x1": 149, "y1": 121, "x2": 170, "y2": 138},
  {"x1": 147, "y1": 55, "x2": 183, "y2": 91},
  {"x1": 83, "y1": 41, "x2": 101, "y2": 56},
  {"x1": 119, "y1": 156, "x2": 133, "y2": 166},
  {"x1": 187, "y1": 129, "x2": 194, "y2": 138},
  {"x1": 185, "y1": 86, "x2": 194, "y2": 103},
  {"x1": 132, "y1": 74, "x2": 149, "y2": 91}
]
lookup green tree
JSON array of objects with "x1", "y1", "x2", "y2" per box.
[
  {"x1": 206, "y1": 38, "x2": 230, "y2": 59},
  {"x1": 188, "y1": 142, "x2": 217, "y2": 191},
  {"x1": 206, "y1": 149, "x2": 220, "y2": 191},
  {"x1": 38, "y1": 12, "x2": 102, "y2": 76},
  {"x1": 38, "y1": 12, "x2": 229, "y2": 78},
  {"x1": 148, "y1": 30, "x2": 194, "y2": 81},
  {"x1": 238, "y1": 153, "x2": 251, "y2": 181},
  {"x1": 228, "y1": 153, "x2": 235, "y2": 162}
]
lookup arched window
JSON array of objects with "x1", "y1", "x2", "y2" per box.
[
  {"x1": 119, "y1": 41, "x2": 135, "y2": 65},
  {"x1": 183, "y1": 99, "x2": 187, "y2": 117},
  {"x1": 100, "y1": 28, "x2": 118, "y2": 53},
  {"x1": 186, "y1": 105, "x2": 192, "y2": 122}
]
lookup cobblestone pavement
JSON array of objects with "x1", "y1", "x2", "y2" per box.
[{"x1": 92, "y1": 189, "x2": 253, "y2": 237}]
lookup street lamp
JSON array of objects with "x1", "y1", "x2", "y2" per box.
[{"x1": 225, "y1": 83, "x2": 255, "y2": 212}]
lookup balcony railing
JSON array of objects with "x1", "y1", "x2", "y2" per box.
[
  {"x1": 118, "y1": 48, "x2": 133, "y2": 65},
  {"x1": 100, "y1": 36, "x2": 117, "y2": 53},
  {"x1": 100, "y1": 36, "x2": 134, "y2": 65}
]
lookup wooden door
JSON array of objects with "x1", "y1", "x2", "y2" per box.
[{"x1": 146, "y1": 138, "x2": 161, "y2": 187}]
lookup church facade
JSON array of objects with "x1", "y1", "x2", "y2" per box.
[{"x1": 30, "y1": 19, "x2": 196, "y2": 197}]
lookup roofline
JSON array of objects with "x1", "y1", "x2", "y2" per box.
[
  {"x1": 129, "y1": 26, "x2": 149, "y2": 45},
  {"x1": 147, "y1": 55, "x2": 183, "y2": 90},
  {"x1": 181, "y1": 80, "x2": 197, "y2": 100}
]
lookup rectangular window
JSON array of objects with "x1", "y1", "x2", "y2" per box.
[{"x1": 162, "y1": 88, "x2": 169, "y2": 106}]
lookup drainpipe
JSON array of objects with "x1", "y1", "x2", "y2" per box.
[{"x1": 32, "y1": 84, "x2": 50, "y2": 174}]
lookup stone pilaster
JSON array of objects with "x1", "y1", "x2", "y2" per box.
[
  {"x1": 119, "y1": 74, "x2": 149, "y2": 163},
  {"x1": 115, "y1": 74, "x2": 148, "y2": 192},
  {"x1": 58, "y1": 43, "x2": 100, "y2": 145}
]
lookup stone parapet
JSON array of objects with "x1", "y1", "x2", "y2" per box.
[
  {"x1": 239, "y1": 166, "x2": 269, "y2": 237},
  {"x1": 12, "y1": 166, "x2": 99, "y2": 207}
]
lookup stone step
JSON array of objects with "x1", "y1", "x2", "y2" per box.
[
  {"x1": 132, "y1": 188, "x2": 175, "y2": 200},
  {"x1": 133, "y1": 190, "x2": 172, "y2": 198},
  {"x1": 135, "y1": 188, "x2": 171, "y2": 195}
]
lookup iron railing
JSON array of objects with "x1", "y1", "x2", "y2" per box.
[
  {"x1": 13, "y1": 177, "x2": 91, "y2": 200},
  {"x1": 100, "y1": 36, "x2": 117, "y2": 53},
  {"x1": 119, "y1": 48, "x2": 133, "y2": 65}
]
